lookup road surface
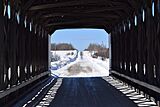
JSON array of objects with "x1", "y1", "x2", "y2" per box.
[{"x1": 49, "y1": 77, "x2": 137, "y2": 107}]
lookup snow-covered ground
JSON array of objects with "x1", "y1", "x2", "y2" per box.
[
  {"x1": 50, "y1": 50, "x2": 78, "y2": 70},
  {"x1": 51, "y1": 51, "x2": 109, "y2": 77}
]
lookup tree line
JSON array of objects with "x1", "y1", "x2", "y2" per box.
[
  {"x1": 85, "y1": 43, "x2": 109, "y2": 58},
  {"x1": 51, "y1": 43, "x2": 75, "y2": 50}
]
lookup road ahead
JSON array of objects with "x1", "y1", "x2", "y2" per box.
[
  {"x1": 49, "y1": 77, "x2": 137, "y2": 107},
  {"x1": 52, "y1": 51, "x2": 109, "y2": 77}
]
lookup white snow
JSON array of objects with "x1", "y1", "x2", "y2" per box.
[
  {"x1": 50, "y1": 50, "x2": 78, "y2": 70},
  {"x1": 51, "y1": 50, "x2": 77, "y2": 59},
  {"x1": 51, "y1": 51, "x2": 109, "y2": 77}
]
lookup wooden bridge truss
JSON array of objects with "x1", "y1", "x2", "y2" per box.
[{"x1": 0, "y1": 0, "x2": 160, "y2": 106}]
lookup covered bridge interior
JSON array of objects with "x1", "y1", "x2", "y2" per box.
[{"x1": 0, "y1": 0, "x2": 160, "y2": 106}]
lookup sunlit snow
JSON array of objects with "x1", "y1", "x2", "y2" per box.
[{"x1": 51, "y1": 51, "x2": 109, "y2": 77}]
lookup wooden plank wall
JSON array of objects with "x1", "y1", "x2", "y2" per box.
[
  {"x1": 111, "y1": 0, "x2": 160, "y2": 102},
  {"x1": 0, "y1": 0, "x2": 49, "y2": 93}
]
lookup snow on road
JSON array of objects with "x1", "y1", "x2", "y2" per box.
[{"x1": 51, "y1": 51, "x2": 109, "y2": 77}]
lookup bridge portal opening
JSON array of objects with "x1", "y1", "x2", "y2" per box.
[{"x1": 50, "y1": 28, "x2": 110, "y2": 78}]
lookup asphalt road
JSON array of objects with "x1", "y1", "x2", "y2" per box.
[{"x1": 49, "y1": 77, "x2": 137, "y2": 107}]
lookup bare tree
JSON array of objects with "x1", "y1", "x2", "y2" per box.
[{"x1": 86, "y1": 43, "x2": 109, "y2": 58}]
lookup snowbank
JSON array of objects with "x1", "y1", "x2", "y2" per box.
[{"x1": 50, "y1": 50, "x2": 78, "y2": 70}]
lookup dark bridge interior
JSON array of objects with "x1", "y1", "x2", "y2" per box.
[{"x1": 0, "y1": 0, "x2": 160, "y2": 106}]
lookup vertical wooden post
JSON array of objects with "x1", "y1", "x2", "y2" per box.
[{"x1": 0, "y1": 0, "x2": 5, "y2": 91}]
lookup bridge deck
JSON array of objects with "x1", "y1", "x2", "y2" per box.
[
  {"x1": 48, "y1": 77, "x2": 137, "y2": 107},
  {"x1": 12, "y1": 76, "x2": 158, "y2": 107}
]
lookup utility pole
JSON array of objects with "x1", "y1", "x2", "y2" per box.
[{"x1": 54, "y1": 44, "x2": 56, "y2": 55}]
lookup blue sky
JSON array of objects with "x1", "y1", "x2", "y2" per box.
[{"x1": 51, "y1": 29, "x2": 109, "y2": 51}]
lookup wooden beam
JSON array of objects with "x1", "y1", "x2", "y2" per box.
[
  {"x1": 29, "y1": 0, "x2": 108, "y2": 11},
  {"x1": 21, "y1": 0, "x2": 139, "y2": 35},
  {"x1": 25, "y1": 0, "x2": 134, "y2": 30},
  {"x1": 40, "y1": 7, "x2": 128, "y2": 18},
  {"x1": 28, "y1": 2, "x2": 131, "y2": 21},
  {"x1": 111, "y1": 70, "x2": 160, "y2": 94},
  {"x1": 42, "y1": 14, "x2": 119, "y2": 20},
  {"x1": 21, "y1": 0, "x2": 38, "y2": 14},
  {"x1": 30, "y1": 5, "x2": 130, "y2": 23},
  {"x1": 33, "y1": 9, "x2": 126, "y2": 26},
  {"x1": 28, "y1": 0, "x2": 132, "y2": 12},
  {"x1": 45, "y1": 18, "x2": 112, "y2": 27},
  {"x1": 47, "y1": 25, "x2": 106, "y2": 34},
  {"x1": 0, "y1": 72, "x2": 50, "y2": 99}
]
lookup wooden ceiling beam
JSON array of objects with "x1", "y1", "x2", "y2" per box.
[
  {"x1": 28, "y1": 0, "x2": 132, "y2": 11},
  {"x1": 30, "y1": 5, "x2": 130, "y2": 22},
  {"x1": 20, "y1": 0, "x2": 139, "y2": 34},
  {"x1": 47, "y1": 23, "x2": 112, "y2": 34},
  {"x1": 45, "y1": 18, "x2": 113, "y2": 27},
  {"x1": 35, "y1": 9, "x2": 127, "y2": 25},
  {"x1": 40, "y1": 7, "x2": 128, "y2": 18},
  {"x1": 29, "y1": 0, "x2": 109, "y2": 11},
  {"x1": 21, "y1": 0, "x2": 37, "y2": 14},
  {"x1": 42, "y1": 13, "x2": 119, "y2": 20}
]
